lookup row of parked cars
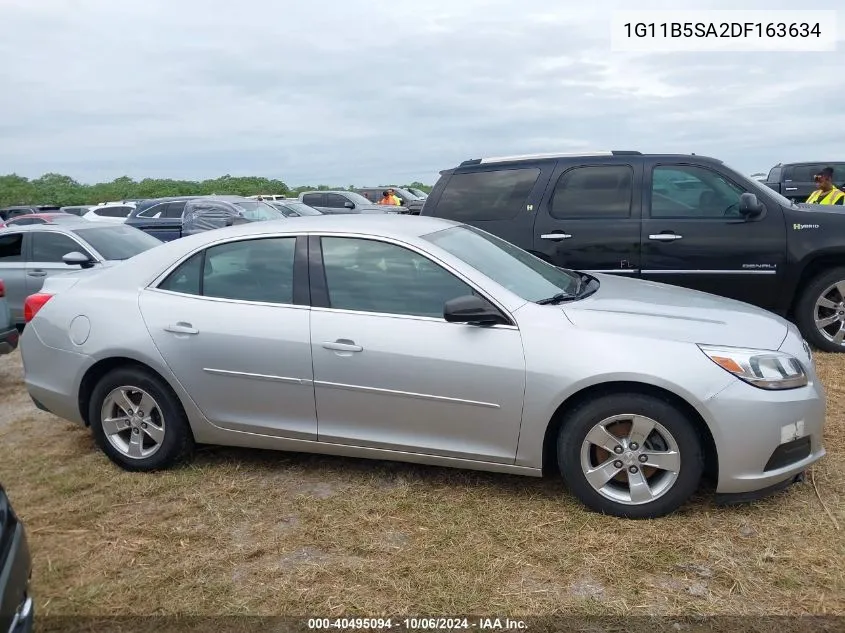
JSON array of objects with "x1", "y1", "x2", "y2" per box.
[{"x1": 2, "y1": 149, "x2": 828, "y2": 525}]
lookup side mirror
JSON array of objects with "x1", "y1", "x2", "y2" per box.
[
  {"x1": 739, "y1": 192, "x2": 764, "y2": 217},
  {"x1": 344, "y1": 201, "x2": 355, "y2": 209},
  {"x1": 444, "y1": 295, "x2": 507, "y2": 326},
  {"x1": 63, "y1": 251, "x2": 95, "y2": 268}
]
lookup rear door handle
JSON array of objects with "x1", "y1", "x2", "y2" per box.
[
  {"x1": 164, "y1": 322, "x2": 199, "y2": 335},
  {"x1": 322, "y1": 339, "x2": 363, "y2": 353},
  {"x1": 27, "y1": 270, "x2": 47, "y2": 277},
  {"x1": 648, "y1": 233, "x2": 683, "y2": 241},
  {"x1": 785, "y1": 187, "x2": 798, "y2": 191},
  {"x1": 540, "y1": 233, "x2": 572, "y2": 241}
]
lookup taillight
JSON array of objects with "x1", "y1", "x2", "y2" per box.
[
  {"x1": 24, "y1": 293, "x2": 53, "y2": 322},
  {"x1": 0, "y1": 280, "x2": 4, "y2": 298}
]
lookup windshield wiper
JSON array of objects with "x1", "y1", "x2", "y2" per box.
[{"x1": 536, "y1": 292, "x2": 578, "y2": 305}]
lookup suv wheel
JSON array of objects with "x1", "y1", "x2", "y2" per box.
[
  {"x1": 557, "y1": 393, "x2": 703, "y2": 519},
  {"x1": 796, "y1": 267, "x2": 845, "y2": 353}
]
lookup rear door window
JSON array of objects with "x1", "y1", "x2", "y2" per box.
[
  {"x1": 302, "y1": 193, "x2": 324, "y2": 207},
  {"x1": 164, "y1": 201, "x2": 188, "y2": 218},
  {"x1": 432, "y1": 168, "x2": 541, "y2": 221},
  {"x1": 0, "y1": 233, "x2": 23, "y2": 262},
  {"x1": 550, "y1": 165, "x2": 633, "y2": 219}
]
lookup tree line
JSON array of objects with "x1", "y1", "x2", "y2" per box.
[{"x1": 0, "y1": 173, "x2": 433, "y2": 207}]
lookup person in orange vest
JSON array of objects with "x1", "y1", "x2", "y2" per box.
[
  {"x1": 378, "y1": 189, "x2": 402, "y2": 206},
  {"x1": 806, "y1": 167, "x2": 844, "y2": 205}
]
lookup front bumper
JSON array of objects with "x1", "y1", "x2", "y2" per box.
[
  {"x1": 0, "y1": 327, "x2": 18, "y2": 355},
  {"x1": 1, "y1": 524, "x2": 33, "y2": 633},
  {"x1": 705, "y1": 377, "x2": 826, "y2": 495}
]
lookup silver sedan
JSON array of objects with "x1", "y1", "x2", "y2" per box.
[{"x1": 19, "y1": 216, "x2": 825, "y2": 518}]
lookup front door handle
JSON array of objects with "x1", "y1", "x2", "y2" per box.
[
  {"x1": 648, "y1": 233, "x2": 683, "y2": 242},
  {"x1": 540, "y1": 233, "x2": 572, "y2": 241},
  {"x1": 164, "y1": 322, "x2": 199, "y2": 335},
  {"x1": 785, "y1": 187, "x2": 798, "y2": 191},
  {"x1": 322, "y1": 339, "x2": 363, "y2": 353},
  {"x1": 27, "y1": 270, "x2": 47, "y2": 277}
]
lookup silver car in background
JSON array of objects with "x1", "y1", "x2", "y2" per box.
[
  {"x1": 19, "y1": 216, "x2": 825, "y2": 518},
  {"x1": 0, "y1": 222, "x2": 162, "y2": 326}
]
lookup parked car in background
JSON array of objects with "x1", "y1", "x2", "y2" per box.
[
  {"x1": 5, "y1": 213, "x2": 82, "y2": 227},
  {"x1": 0, "y1": 483, "x2": 33, "y2": 632},
  {"x1": 249, "y1": 194, "x2": 287, "y2": 202},
  {"x1": 0, "y1": 280, "x2": 19, "y2": 353},
  {"x1": 131, "y1": 195, "x2": 285, "y2": 242},
  {"x1": 0, "y1": 207, "x2": 41, "y2": 222},
  {"x1": 82, "y1": 202, "x2": 136, "y2": 224},
  {"x1": 125, "y1": 196, "x2": 206, "y2": 241},
  {"x1": 421, "y1": 150, "x2": 845, "y2": 352},
  {"x1": 268, "y1": 200, "x2": 323, "y2": 217},
  {"x1": 764, "y1": 162, "x2": 845, "y2": 203},
  {"x1": 0, "y1": 222, "x2": 162, "y2": 326},
  {"x1": 405, "y1": 187, "x2": 429, "y2": 199},
  {"x1": 356, "y1": 187, "x2": 425, "y2": 214},
  {"x1": 19, "y1": 215, "x2": 824, "y2": 518},
  {"x1": 60, "y1": 206, "x2": 93, "y2": 216},
  {"x1": 299, "y1": 191, "x2": 394, "y2": 215}
]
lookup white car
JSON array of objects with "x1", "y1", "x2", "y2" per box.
[{"x1": 82, "y1": 202, "x2": 136, "y2": 224}]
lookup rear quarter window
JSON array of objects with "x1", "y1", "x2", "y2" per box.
[{"x1": 432, "y1": 167, "x2": 541, "y2": 222}]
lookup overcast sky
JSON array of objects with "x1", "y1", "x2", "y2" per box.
[{"x1": 0, "y1": 0, "x2": 842, "y2": 186}]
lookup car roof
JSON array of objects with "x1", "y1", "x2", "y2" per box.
[
  {"x1": 0, "y1": 220, "x2": 98, "y2": 233},
  {"x1": 452, "y1": 151, "x2": 723, "y2": 169}
]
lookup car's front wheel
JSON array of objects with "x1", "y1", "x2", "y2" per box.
[
  {"x1": 795, "y1": 267, "x2": 845, "y2": 353},
  {"x1": 557, "y1": 393, "x2": 703, "y2": 519},
  {"x1": 89, "y1": 366, "x2": 194, "y2": 471}
]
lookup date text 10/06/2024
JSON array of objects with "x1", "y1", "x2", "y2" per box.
[{"x1": 307, "y1": 618, "x2": 528, "y2": 630}]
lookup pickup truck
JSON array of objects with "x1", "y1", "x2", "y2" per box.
[
  {"x1": 763, "y1": 162, "x2": 845, "y2": 203},
  {"x1": 126, "y1": 196, "x2": 284, "y2": 241},
  {"x1": 421, "y1": 150, "x2": 845, "y2": 352}
]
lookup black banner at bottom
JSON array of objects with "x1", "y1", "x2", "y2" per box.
[{"x1": 32, "y1": 616, "x2": 845, "y2": 633}]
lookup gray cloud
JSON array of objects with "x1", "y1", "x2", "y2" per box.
[{"x1": 0, "y1": 0, "x2": 842, "y2": 185}]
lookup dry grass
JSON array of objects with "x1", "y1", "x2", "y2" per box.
[{"x1": 1, "y1": 350, "x2": 843, "y2": 617}]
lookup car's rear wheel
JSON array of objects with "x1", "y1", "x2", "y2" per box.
[
  {"x1": 89, "y1": 366, "x2": 193, "y2": 471},
  {"x1": 557, "y1": 393, "x2": 703, "y2": 519},
  {"x1": 795, "y1": 267, "x2": 845, "y2": 353}
]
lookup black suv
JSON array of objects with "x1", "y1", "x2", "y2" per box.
[
  {"x1": 763, "y1": 162, "x2": 845, "y2": 203},
  {"x1": 421, "y1": 150, "x2": 845, "y2": 352}
]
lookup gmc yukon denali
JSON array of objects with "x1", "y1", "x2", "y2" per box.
[{"x1": 421, "y1": 151, "x2": 845, "y2": 352}]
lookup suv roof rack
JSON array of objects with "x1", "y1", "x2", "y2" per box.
[{"x1": 462, "y1": 150, "x2": 642, "y2": 166}]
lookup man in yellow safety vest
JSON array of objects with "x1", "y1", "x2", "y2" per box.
[{"x1": 805, "y1": 167, "x2": 845, "y2": 205}]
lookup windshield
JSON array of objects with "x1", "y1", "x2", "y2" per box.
[
  {"x1": 232, "y1": 200, "x2": 285, "y2": 221},
  {"x1": 407, "y1": 188, "x2": 428, "y2": 199},
  {"x1": 73, "y1": 225, "x2": 162, "y2": 260},
  {"x1": 274, "y1": 202, "x2": 322, "y2": 217},
  {"x1": 342, "y1": 192, "x2": 374, "y2": 206},
  {"x1": 424, "y1": 225, "x2": 580, "y2": 301}
]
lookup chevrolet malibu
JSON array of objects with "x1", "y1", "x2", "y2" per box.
[{"x1": 19, "y1": 216, "x2": 825, "y2": 518}]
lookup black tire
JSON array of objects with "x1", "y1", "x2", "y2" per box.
[
  {"x1": 795, "y1": 267, "x2": 845, "y2": 353},
  {"x1": 88, "y1": 366, "x2": 194, "y2": 471},
  {"x1": 557, "y1": 393, "x2": 703, "y2": 519}
]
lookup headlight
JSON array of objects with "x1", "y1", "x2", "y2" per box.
[{"x1": 698, "y1": 345, "x2": 807, "y2": 390}]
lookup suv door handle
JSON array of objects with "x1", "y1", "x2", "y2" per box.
[
  {"x1": 164, "y1": 322, "x2": 199, "y2": 335},
  {"x1": 785, "y1": 187, "x2": 798, "y2": 191},
  {"x1": 540, "y1": 233, "x2": 572, "y2": 241},
  {"x1": 322, "y1": 339, "x2": 363, "y2": 352},
  {"x1": 648, "y1": 233, "x2": 683, "y2": 241},
  {"x1": 27, "y1": 270, "x2": 47, "y2": 277}
]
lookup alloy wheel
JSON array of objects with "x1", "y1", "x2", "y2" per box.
[
  {"x1": 100, "y1": 386, "x2": 166, "y2": 459},
  {"x1": 814, "y1": 281, "x2": 845, "y2": 347},
  {"x1": 579, "y1": 414, "x2": 681, "y2": 505}
]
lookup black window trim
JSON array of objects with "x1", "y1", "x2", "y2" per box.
[
  {"x1": 148, "y1": 234, "x2": 309, "y2": 308},
  {"x1": 307, "y1": 233, "x2": 516, "y2": 327},
  {"x1": 547, "y1": 163, "x2": 635, "y2": 220},
  {"x1": 646, "y1": 161, "x2": 761, "y2": 222}
]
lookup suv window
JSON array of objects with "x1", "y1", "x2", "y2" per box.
[
  {"x1": 787, "y1": 164, "x2": 845, "y2": 183},
  {"x1": 138, "y1": 203, "x2": 168, "y2": 218},
  {"x1": 164, "y1": 201, "x2": 188, "y2": 218},
  {"x1": 0, "y1": 233, "x2": 23, "y2": 261},
  {"x1": 158, "y1": 237, "x2": 296, "y2": 304},
  {"x1": 550, "y1": 165, "x2": 633, "y2": 219},
  {"x1": 302, "y1": 193, "x2": 324, "y2": 207},
  {"x1": 95, "y1": 206, "x2": 132, "y2": 218},
  {"x1": 325, "y1": 194, "x2": 349, "y2": 208},
  {"x1": 433, "y1": 168, "x2": 541, "y2": 222},
  {"x1": 320, "y1": 237, "x2": 473, "y2": 318},
  {"x1": 651, "y1": 165, "x2": 745, "y2": 219},
  {"x1": 31, "y1": 232, "x2": 91, "y2": 262}
]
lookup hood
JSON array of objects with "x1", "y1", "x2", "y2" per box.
[
  {"x1": 357, "y1": 205, "x2": 398, "y2": 214},
  {"x1": 793, "y1": 202, "x2": 845, "y2": 215},
  {"x1": 561, "y1": 273, "x2": 789, "y2": 350}
]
